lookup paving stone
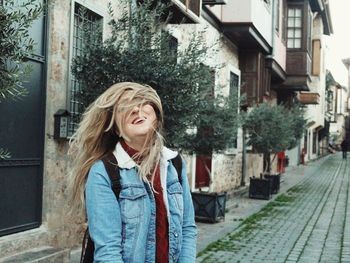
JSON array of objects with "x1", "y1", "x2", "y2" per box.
[{"x1": 197, "y1": 154, "x2": 350, "y2": 263}]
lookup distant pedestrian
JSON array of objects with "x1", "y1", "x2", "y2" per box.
[{"x1": 341, "y1": 139, "x2": 348, "y2": 159}]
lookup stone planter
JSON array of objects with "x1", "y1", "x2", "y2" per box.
[
  {"x1": 249, "y1": 177, "x2": 273, "y2": 200},
  {"x1": 191, "y1": 191, "x2": 227, "y2": 223}
]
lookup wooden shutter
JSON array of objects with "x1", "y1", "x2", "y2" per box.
[{"x1": 312, "y1": 39, "x2": 321, "y2": 76}]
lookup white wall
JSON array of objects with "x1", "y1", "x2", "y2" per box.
[{"x1": 208, "y1": 0, "x2": 273, "y2": 47}]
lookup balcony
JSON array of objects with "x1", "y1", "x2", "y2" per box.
[
  {"x1": 168, "y1": 0, "x2": 201, "y2": 23},
  {"x1": 205, "y1": 0, "x2": 272, "y2": 53},
  {"x1": 298, "y1": 92, "x2": 320, "y2": 104},
  {"x1": 278, "y1": 51, "x2": 312, "y2": 91}
]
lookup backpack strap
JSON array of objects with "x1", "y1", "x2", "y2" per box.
[
  {"x1": 101, "y1": 152, "x2": 121, "y2": 199},
  {"x1": 171, "y1": 154, "x2": 183, "y2": 184}
]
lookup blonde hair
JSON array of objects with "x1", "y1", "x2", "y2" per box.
[{"x1": 68, "y1": 82, "x2": 164, "y2": 211}]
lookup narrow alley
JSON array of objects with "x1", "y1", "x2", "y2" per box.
[{"x1": 197, "y1": 154, "x2": 350, "y2": 263}]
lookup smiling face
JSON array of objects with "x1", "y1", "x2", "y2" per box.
[
  {"x1": 123, "y1": 103, "x2": 157, "y2": 141},
  {"x1": 115, "y1": 90, "x2": 159, "y2": 150}
]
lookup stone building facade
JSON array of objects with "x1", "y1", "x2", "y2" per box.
[
  {"x1": 0, "y1": 0, "x2": 333, "y2": 260},
  {"x1": 0, "y1": 0, "x2": 251, "y2": 260},
  {"x1": 1, "y1": 0, "x2": 117, "y2": 260}
]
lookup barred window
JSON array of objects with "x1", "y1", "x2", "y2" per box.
[
  {"x1": 69, "y1": 3, "x2": 102, "y2": 135},
  {"x1": 287, "y1": 7, "x2": 302, "y2": 48}
]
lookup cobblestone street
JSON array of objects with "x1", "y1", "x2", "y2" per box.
[{"x1": 197, "y1": 154, "x2": 350, "y2": 263}]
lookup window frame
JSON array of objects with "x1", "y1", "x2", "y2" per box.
[
  {"x1": 307, "y1": 7, "x2": 313, "y2": 54},
  {"x1": 225, "y1": 65, "x2": 241, "y2": 155},
  {"x1": 286, "y1": 6, "x2": 303, "y2": 49},
  {"x1": 67, "y1": 0, "x2": 106, "y2": 136}
]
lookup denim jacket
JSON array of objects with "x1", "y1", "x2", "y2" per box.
[{"x1": 85, "y1": 142, "x2": 197, "y2": 263}]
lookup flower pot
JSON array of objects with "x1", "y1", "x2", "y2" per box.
[
  {"x1": 249, "y1": 177, "x2": 272, "y2": 200},
  {"x1": 264, "y1": 173, "x2": 281, "y2": 194},
  {"x1": 191, "y1": 191, "x2": 227, "y2": 223}
]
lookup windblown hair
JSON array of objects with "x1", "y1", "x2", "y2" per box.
[{"x1": 68, "y1": 82, "x2": 164, "y2": 211}]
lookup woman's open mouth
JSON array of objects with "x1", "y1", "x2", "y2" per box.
[{"x1": 132, "y1": 118, "x2": 146, "y2": 124}]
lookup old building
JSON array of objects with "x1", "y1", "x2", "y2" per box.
[
  {"x1": 0, "y1": 0, "x2": 334, "y2": 260},
  {"x1": 325, "y1": 71, "x2": 348, "y2": 148},
  {"x1": 274, "y1": 0, "x2": 333, "y2": 165},
  {"x1": 0, "y1": 0, "x2": 244, "y2": 260}
]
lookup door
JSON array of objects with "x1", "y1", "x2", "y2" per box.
[
  {"x1": 0, "y1": 0, "x2": 46, "y2": 236},
  {"x1": 195, "y1": 155, "x2": 212, "y2": 188}
]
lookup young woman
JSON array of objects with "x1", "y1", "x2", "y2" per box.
[{"x1": 69, "y1": 82, "x2": 197, "y2": 262}]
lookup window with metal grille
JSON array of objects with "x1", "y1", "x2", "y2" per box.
[
  {"x1": 287, "y1": 7, "x2": 302, "y2": 48},
  {"x1": 69, "y1": 3, "x2": 102, "y2": 136}
]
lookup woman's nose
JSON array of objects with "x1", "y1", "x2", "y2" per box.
[{"x1": 131, "y1": 105, "x2": 141, "y2": 115}]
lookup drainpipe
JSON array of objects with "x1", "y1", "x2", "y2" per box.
[{"x1": 266, "y1": 0, "x2": 276, "y2": 59}]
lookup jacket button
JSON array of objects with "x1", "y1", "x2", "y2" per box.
[{"x1": 174, "y1": 232, "x2": 178, "y2": 237}]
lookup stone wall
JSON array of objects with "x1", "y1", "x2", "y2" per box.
[
  {"x1": 245, "y1": 153, "x2": 264, "y2": 181},
  {"x1": 43, "y1": 0, "x2": 113, "y2": 250},
  {"x1": 212, "y1": 153, "x2": 243, "y2": 192}
]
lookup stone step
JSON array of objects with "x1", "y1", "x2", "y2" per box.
[{"x1": 0, "y1": 246, "x2": 70, "y2": 263}]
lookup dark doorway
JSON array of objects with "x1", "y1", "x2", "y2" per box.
[
  {"x1": 195, "y1": 155, "x2": 212, "y2": 188},
  {"x1": 0, "y1": 0, "x2": 47, "y2": 237}
]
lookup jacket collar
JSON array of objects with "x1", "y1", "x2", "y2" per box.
[{"x1": 113, "y1": 141, "x2": 178, "y2": 169}]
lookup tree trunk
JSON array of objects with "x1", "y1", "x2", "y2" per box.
[{"x1": 263, "y1": 152, "x2": 271, "y2": 174}]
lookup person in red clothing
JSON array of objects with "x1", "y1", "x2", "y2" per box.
[{"x1": 69, "y1": 82, "x2": 197, "y2": 262}]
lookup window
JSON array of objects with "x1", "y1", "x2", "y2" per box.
[
  {"x1": 287, "y1": 7, "x2": 302, "y2": 48},
  {"x1": 69, "y1": 3, "x2": 103, "y2": 135},
  {"x1": 307, "y1": 10, "x2": 312, "y2": 52},
  {"x1": 197, "y1": 65, "x2": 215, "y2": 150},
  {"x1": 230, "y1": 72, "x2": 239, "y2": 97},
  {"x1": 168, "y1": 34, "x2": 178, "y2": 64},
  {"x1": 230, "y1": 72, "x2": 239, "y2": 149}
]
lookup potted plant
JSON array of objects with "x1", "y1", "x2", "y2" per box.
[
  {"x1": 243, "y1": 103, "x2": 305, "y2": 199},
  {"x1": 72, "y1": 0, "x2": 241, "y2": 222},
  {"x1": 189, "y1": 94, "x2": 239, "y2": 222}
]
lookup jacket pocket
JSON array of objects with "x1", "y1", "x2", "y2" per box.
[
  {"x1": 119, "y1": 186, "x2": 147, "y2": 220},
  {"x1": 167, "y1": 182, "x2": 184, "y2": 215}
]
